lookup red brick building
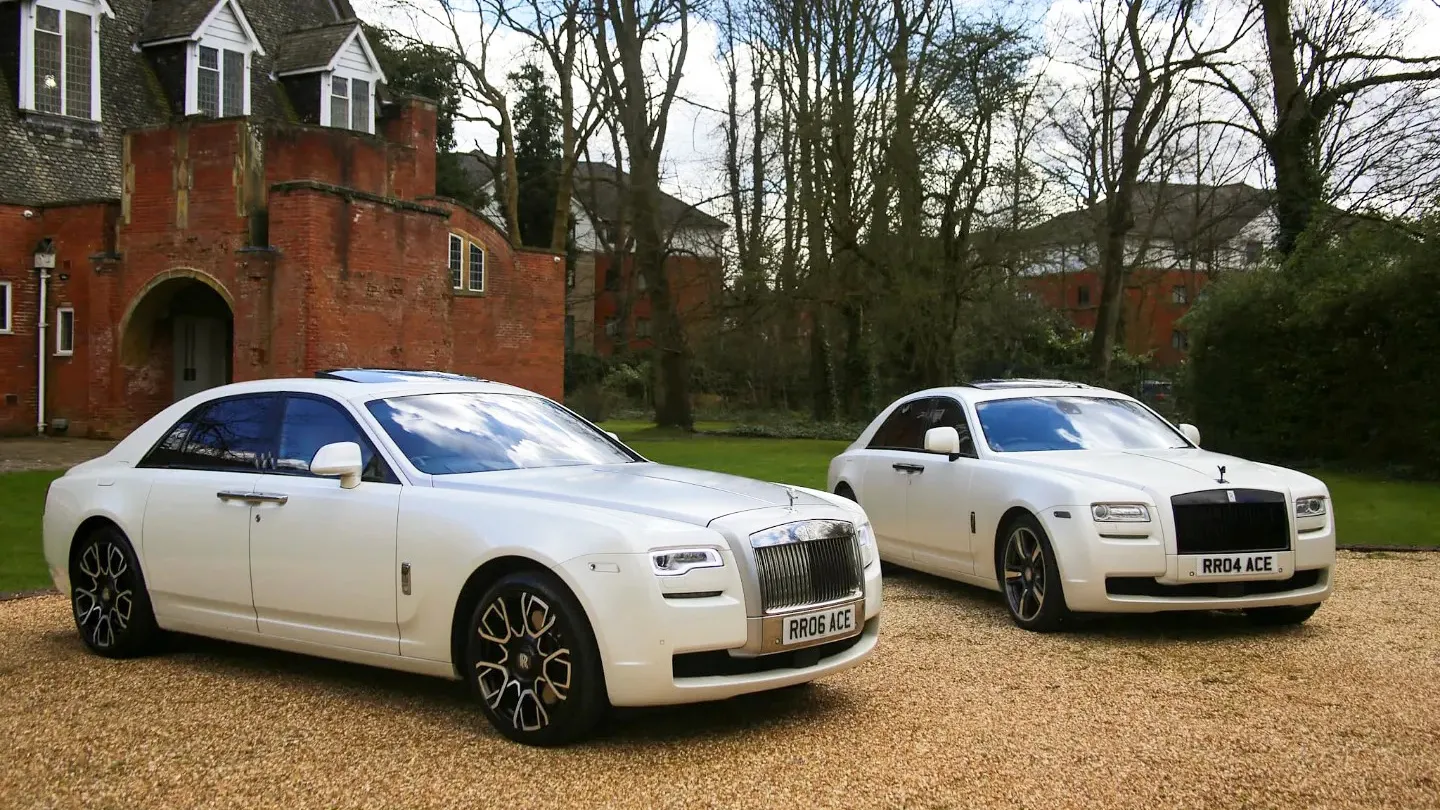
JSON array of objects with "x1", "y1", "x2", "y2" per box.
[
  {"x1": 1019, "y1": 183, "x2": 1276, "y2": 367},
  {"x1": 456, "y1": 154, "x2": 728, "y2": 357},
  {"x1": 0, "y1": 0, "x2": 562, "y2": 437}
]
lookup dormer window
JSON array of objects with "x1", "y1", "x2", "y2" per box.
[
  {"x1": 137, "y1": 0, "x2": 263, "y2": 119},
  {"x1": 17, "y1": 0, "x2": 110, "y2": 121},
  {"x1": 274, "y1": 22, "x2": 386, "y2": 135}
]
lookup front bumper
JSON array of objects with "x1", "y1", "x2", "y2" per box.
[
  {"x1": 1039, "y1": 505, "x2": 1336, "y2": 613},
  {"x1": 554, "y1": 551, "x2": 882, "y2": 707}
]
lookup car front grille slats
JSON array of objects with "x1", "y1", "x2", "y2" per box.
[
  {"x1": 1170, "y1": 489, "x2": 1291, "y2": 555},
  {"x1": 753, "y1": 533, "x2": 863, "y2": 613}
]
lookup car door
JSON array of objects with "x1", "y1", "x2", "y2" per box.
[
  {"x1": 904, "y1": 397, "x2": 980, "y2": 575},
  {"x1": 858, "y1": 397, "x2": 935, "y2": 558},
  {"x1": 247, "y1": 393, "x2": 403, "y2": 656},
  {"x1": 138, "y1": 394, "x2": 280, "y2": 636}
]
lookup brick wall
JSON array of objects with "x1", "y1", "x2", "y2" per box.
[
  {"x1": 1024, "y1": 267, "x2": 1212, "y2": 367},
  {"x1": 591, "y1": 253, "x2": 724, "y2": 356},
  {"x1": 0, "y1": 98, "x2": 560, "y2": 438}
]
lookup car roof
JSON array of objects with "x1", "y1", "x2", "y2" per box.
[
  {"x1": 190, "y1": 374, "x2": 536, "y2": 404},
  {"x1": 904, "y1": 380, "x2": 1135, "y2": 405}
]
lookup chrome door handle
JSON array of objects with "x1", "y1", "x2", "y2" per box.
[
  {"x1": 215, "y1": 491, "x2": 288, "y2": 505},
  {"x1": 892, "y1": 463, "x2": 925, "y2": 474}
]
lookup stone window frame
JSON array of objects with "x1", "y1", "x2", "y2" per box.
[
  {"x1": 449, "y1": 230, "x2": 488, "y2": 297},
  {"x1": 55, "y1": 306, "x2": 75, "y2": 355},
  {"x1": 0, "y1": 281, "x2": 12, "y2": 334},
  {"x1": 17, "y1": 0, "x2": 109, "y2": 122}
]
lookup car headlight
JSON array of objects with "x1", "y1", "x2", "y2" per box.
[
  {"x1": 1091, "y1": 503, "x2": 1151, "y2": 522},
  {"x1": 856, "y1": 521, "x2": 878, "y2": 568},
  {"x1": 650, "y1": 547, "x2": 724, "y2": 576},
  {"x1": 1295, "y1": 496, "x2": 1327, "y2": 518}
]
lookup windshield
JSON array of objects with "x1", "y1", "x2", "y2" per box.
[
  {"x1": 365, "y1": 392, "x2": 636, "y2": 474},
  {"x1": 973, "y1": 396, "x2": 1189, "y2": 453}
]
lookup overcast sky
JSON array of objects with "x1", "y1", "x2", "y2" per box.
[{"x1": 354, "y1": 0, "x2": 1440, "y2": 217}]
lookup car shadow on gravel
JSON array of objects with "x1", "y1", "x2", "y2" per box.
[
  {"x1": 54, "y1": 629, "x2": 854, "y2": 744},
  {"x1": 880, "y1": 565, "x2": 1322, "y2": 643}
]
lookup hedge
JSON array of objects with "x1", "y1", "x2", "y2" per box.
[{"x1": 1185, "y1": 220, "x2": 1440, "y2": 479}]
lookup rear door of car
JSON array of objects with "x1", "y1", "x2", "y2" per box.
[
  {"x1": 246, "y1": 393, "x2": 403, "y2": 656},
  {"x1": 138, "y1": 394, "x2": 278, "y2": 635}
]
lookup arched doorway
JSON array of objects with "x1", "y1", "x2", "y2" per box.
[{"x1": 120, "y1": 274, "x2": 235, "y2": 405}]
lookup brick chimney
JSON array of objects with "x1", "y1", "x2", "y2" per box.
[{"x1": 381, "y1": 95, "x2": 438, "y2": 200}]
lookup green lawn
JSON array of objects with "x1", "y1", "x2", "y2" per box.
[
  {"x1": 0, "y1": 432, "x2": 1435, "y2": 593},
  {"x1": 0, "y1": 470, "x2": 61, "y2": 592}
]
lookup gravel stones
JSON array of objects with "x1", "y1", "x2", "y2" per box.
[{"x1": 1, "y1": 551, "x2": 1436, "y2": 809}]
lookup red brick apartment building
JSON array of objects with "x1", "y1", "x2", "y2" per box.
[
  {"x1": 457, "y1": 155, "x2": 728, "y2": 357},
  {"x1": 1019, "y1": 183, "x2": 1276, "y2": 367},
  {"x1": 0, "y1": 0, "x2": 562, "y2": 437}
]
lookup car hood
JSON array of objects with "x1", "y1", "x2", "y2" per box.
[
  {"x1": 430, "y1": 462, "x2": 831, "y2": 526},
  {"x1": 993, "y1": 448, "x2": 1324, "y2": 499}
]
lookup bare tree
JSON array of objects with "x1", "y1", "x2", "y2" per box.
[
  {"x1": 487, "y1": 0, "x2": 612, "y2": 251},
  {"x1": 1203, "y1": 0, "x2": 1440, "y2": 252},
  {"x1": 591, "y1": 0, "x2": 696, "y2": 428},
  {"x1": 384, "y1": 0, "x2": 524, "y2": 246}
]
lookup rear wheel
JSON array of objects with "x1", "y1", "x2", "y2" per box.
[
  {"x1": 465, "y1": 570, "x2": 608, "y2": 746},
  {"x1": 1244, "y1": 603, "x2": 1321, "y2": 627},
  {"x1": 998, "y1": 513, "x2": 1070, "y2": 632},
  {"x1": 70, "y1": 525, "x2": 162, "y2": 658}
]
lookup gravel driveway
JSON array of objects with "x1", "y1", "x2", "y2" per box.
[{"x1": 2, "y1": 551, "x2": 1437, "y2": 810}]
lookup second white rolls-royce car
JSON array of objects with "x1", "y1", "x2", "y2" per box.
[
  {"x1": 43, "y1": 369, "x2": 882, "y2": 745},
  {"x1": 827, "y1": 379, "x2": 1334, "y2": 632}
]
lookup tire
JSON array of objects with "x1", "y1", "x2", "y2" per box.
[
  {"x1": 69, "y1": 524, "x2": 162, "y2": 658},
  {"x1": 464, "y1": 570, "x2": 608, "y2": 746},
  {"x1": 996, "y1": 513, "x2": 1070, "y2": 632},
  {"x1": 1244, "y1": 602, "x2": 1321, "y2": 627}
]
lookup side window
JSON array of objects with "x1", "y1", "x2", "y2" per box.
[
  {"x1": 931, "y1": 398, "x2": 978, "y2": 458},
  {"x1": 275, "y1": 396, "x2": 391, "y2": 483},
  {"x1": 867, "y1": 398, "x2": 934, "y2": 452},
  {"x1": 177, "y1": 395, "x2": 281, "y2": 471},
  {"x1": 139, "y1": 415, "x2": 200, "y2": 468}
]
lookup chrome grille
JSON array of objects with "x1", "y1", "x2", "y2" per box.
[{"x1": 751, "y1": 521, "x2": 863, "y2": 613}]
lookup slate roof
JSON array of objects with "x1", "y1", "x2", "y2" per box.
[
  {"x1": 137, "y1": 0, "x2": 219, "y2": 44},
  {"x1": 1023, "y1": 183, "x2": 1273, "y2": 249},
  {"x1": 0, "y1": 0, "x2": 368, "y2": 206},
  {"x1": 273, "y1": 21, "x2": 357, "y2": 75},
  {"x1": 456, "y1": 152, "x2": 729, "y2": 233}
]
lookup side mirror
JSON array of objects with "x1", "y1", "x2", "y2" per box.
[
  {"x1": 924, "y1": 426, "x2": 961, "y2": 456},
  {"x1": 1179, "y1": 423, "x2": 1201, "y2": 447},
  {"x1": 311, "y1": 441, "x2": 363, "y2": 489},
  {"x1": 605, "y1": 431, "x2": 621, "y2": 442}
]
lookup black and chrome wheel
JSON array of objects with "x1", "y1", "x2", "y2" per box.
[
  {"x1": 998, "y1": 513, "x2": 1069, "y2": 632},
  {"x1": 1244, "y1": 602, "x2": 1321, "y2": 627},
  {"x1": 465, "y1": 571, "x2": 606, "y2": 746},
  {"x1": 70, "y1": 525, "x2": 161, "y2": 658}
]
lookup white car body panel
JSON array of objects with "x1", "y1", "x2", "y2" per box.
[
  {"x1": 829, "y1": 383, "x2": 1336, "y2": 614},
  {"x1": 43, "y1": 377, "x2": 882, "y2": 710}
]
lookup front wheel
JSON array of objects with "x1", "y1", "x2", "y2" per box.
[
  {"x1": 1244, "y1": 603, "x2": 1321, "y2": 627},
  {"x1": 70, "y1": 525, "x2": 162, "y2": 658},
  {"x1": 465, "y1": 570, "x2": 608, "y2": 746},
  {"x1": 998, "y1": 514, "x2": 1070, "y2": 632}
]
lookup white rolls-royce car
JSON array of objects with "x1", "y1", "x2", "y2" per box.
[
  {"x1": 827, "y1": 379, "x2": 1334, "y2": 632},
  {"x1": 43, "y1": 369, "x2": 882, "y2": 745}
]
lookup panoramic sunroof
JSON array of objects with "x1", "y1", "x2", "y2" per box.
[{"x1": 314, "y1": 368, "x2": 485, "y2": 383}]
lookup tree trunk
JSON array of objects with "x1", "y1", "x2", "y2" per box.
[{"x1": 1259, "y1": 0, "x2": 1322, "y2": 254}]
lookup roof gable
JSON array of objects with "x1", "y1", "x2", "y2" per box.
[
  {"x1": 273, "y1": 21, "x2": 383, "y2": 82},
  {"x1": 139, "y1": 0, "x2": 263, "y2": 53}
]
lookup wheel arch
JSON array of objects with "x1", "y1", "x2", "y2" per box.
[
  {"x1": 992, "y1": 505, "x2": 1038, "y2": 579},
  {"x1": 68, "y1": 515, "x2": 128, "y2": 573},
  {"x1": 448, "y1": 554, "x2": 574, "y2": 679}
]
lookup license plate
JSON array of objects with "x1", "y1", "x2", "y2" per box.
[
  {"x1": 1193, "y1": 553, "x2": 1282, "y2": 578},
  {"x1": 781, "y1": 603, "x2": 859, "y2": 646}
]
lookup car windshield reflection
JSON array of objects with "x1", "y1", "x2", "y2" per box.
[
  {"x1": 974, "y1": 396, "x2": 1189, "y2": 453},
  {"x1": 366, "y1": 393, "x2": 636, "y2": 474}
]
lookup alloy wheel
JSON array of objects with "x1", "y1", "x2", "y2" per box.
[
  {"x1": 1003, "y1": 526, "x2": 1047, "y2": 623},
  {"x1": 72, "y1": 539, "x2": 136, "y2": 651},
  {"x1": 473, "y1": 590, "x2": 574, "y2": 734}
]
